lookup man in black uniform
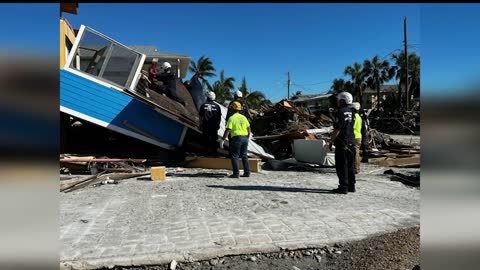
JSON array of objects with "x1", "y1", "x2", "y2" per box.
[
  {"x1": 152, "y1": 62, "x2": 186, "y2": 106},
  {"x1": 226, "y1": 90, "x2": 251, "y2": 122},
  {"x1": 328, "y1": 91, "x2": 356, "y2": 194},
  {"x1": 199, "y1": 91, "x2": 222, "y2": 157},
  {"x1": 360, "y1": 108, "x2": 369, "y2": 162}
]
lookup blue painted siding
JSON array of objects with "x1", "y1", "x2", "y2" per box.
[{"x1": 60, "y1": 69, "x2": 185, "y2": 147}]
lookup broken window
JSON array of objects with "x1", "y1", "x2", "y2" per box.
[{"x1": 69, "y1": 27, "x2": 143, "y2": 90}]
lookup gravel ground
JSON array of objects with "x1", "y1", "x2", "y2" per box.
[{"x1": 101, "y1": 226, "x2": 419, "y2": 270}]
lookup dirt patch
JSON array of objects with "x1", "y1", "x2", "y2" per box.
[{"x1": 102, "y1": 226, "x2": 419, "y2": 270}]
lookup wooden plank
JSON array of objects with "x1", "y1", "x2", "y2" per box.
[
  {"x1": 368, "y1": 157, "x2": 388, "y2": 164},
  {"x1": 375, "y1": 156, "x2": 420, "y2": 167},
  {"x1": 62, "y1": 171, "x2": 107, "y2": 193},
  {"x1": 60, "y1": 158, "x2": 147, "y2": 163},
  {"x1": 62, "y1": 172, "x2": 149, "y2": 193},
  {"x1": 184, "y1": 157, "x2": 262, "y2": 173},
  {"x1": 389, "y1": 148, "x2": 420, "y2": 154}
]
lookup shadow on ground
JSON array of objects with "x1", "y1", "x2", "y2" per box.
[{"x1": 207, "y1": 185, "x2": 335, "y2": 194}]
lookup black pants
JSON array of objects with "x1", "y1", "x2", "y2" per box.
[
  {"x1": 204, "y1": 130, "x2": 219, "y2": 157},
  {"x1": 154, "y1": 84, "x2": 186, "y2": 106},
  {"x1": 335, "y1": 143, "x2": 356, "y2": 190},
  {"x1": 360, "y1": 137, "x2": 367, "y2": 161}
]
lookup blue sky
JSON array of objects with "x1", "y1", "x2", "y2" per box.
[
  {"x1": 61, "y1": 3, "x2": 421, "y2": 102},
  {"x1": 1, "y1": 4, "x2": 478, "y2": 100},
  {"x1": 421, "y1": 4, "x2": 480, "y2": 97}
]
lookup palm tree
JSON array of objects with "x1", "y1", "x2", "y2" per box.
[
  {"x1": 330, "y1": 78, "x2": 353, "y2": 94},
  {"x1": 245, "y1": 90, "x2": 269, "y2": 110},
  {"x1": 235, "y1": 77, "x2": 270, "y2": 110},
  {"x1": 363, "y1": 55, "x2": 395, "y2": 109},
  {"x1": 207, "y1": 70, "x2": 235, "y2": 104},
  {"x1": 391, "y1": 52, "x2": 420, "y2": 109},
  {"x1": 188, "y1": 56, "x2": 216, "y2": 85},
  {"x1": 344, "y1": 62, "x2": 367, "y2": 106},
  {"x1": 238, "y1": 77, "x2": 248, "y2": 97}
]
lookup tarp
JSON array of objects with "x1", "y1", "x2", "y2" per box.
[
  {"x1": 217, "y1": 103, "x2": 274, "y2": 160},
  {"x1": 188, "y1": 76, "x2": 206, "y2": 112}
]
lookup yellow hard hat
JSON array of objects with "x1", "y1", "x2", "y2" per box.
[{"x1": 232, "y1": 101, "x2": 242, "y2": 111}]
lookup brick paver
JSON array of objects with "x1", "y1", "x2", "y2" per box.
[{"x1": 60, "y1": 165, "x2": 419, "y2": 269}]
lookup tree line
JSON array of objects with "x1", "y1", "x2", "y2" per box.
[
  {"x1": 186, "y1": 52, "x2": 420, "y2": 111},
  {"x1": 330, "y1": 52, "x2": 420, "y2": 110},
  {"x1": 187, "y1": 56, "x2": 272, "y2": 110}
]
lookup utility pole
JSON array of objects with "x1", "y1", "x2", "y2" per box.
[
  {"x1": 403, "y1": 16, "x2": 409, "y2": 111},
  {"x1": 287, "y1": 71, "x2": 291, "y2": 100}
]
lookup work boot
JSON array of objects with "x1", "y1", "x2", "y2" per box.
[
  {"x1": 348, "y1": 186, "x2": 356, "y2": 193},
  {"x1": 241, "y1": 174, "x2": 250, "y2": 177},
  {"x1": 228, "y1": 174, "x2": 240, "y2": 178},
  {"x1": 332, "y1": 188, "x2": 348, "y2": 194}
]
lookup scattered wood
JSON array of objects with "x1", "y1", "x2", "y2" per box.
[
  {"x1": 183, "y1": 157, "x2": 262, "y2": 173},
  {"x1": 374, "y1": 156, "x2": 420, "y2": 167},
  {"x1": 61, "y1": 171, "x2": 107, "y2": 193},
  {"x1": 60, "y1": 158, "x2": 147, "y2": 163},
  {"x1": 368, "y1": 157, "x2": 388, "y2": 164},
  {"x1": 61, "y1": 172, "x2": 149, "y2": 193},
  {"x1": 60, "y1": 155, "x2": 147, "y2": 174}
]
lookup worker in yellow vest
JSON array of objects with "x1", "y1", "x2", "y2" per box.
[
  {"x1": 351, "y1": 102, "x2": 362, "y2": 174},
  {"x1": 220, "y1": 101, "x2": 251, "y2": 178}
]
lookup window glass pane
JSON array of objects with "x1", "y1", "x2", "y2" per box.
[
  {"x1": 72, "y1": 30, "x2": 112, "y2": 76},
  {"x1": 101, "y1": 44, "x2": 138, "y2": 87},
  {"x1": 70, "y1": 28, "x2": 142, "y2": 88}
]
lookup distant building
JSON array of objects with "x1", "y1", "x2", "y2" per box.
[
  {"x1": 290, "y1": 93, "x2": 333, "y2": 113},
  {"x1": 363, "y1": 84, "x2": 398, "y2": 109},
  {"x1": 290, "y1": 84, "x2": 399, "y2": 111}
]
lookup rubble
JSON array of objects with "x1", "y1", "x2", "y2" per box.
[
  {"x1": 251, "y1": 99, "x2": 332, "y2": 159},
  {"x1": 369, "y1": 109, "x2": 420, "y2": 135},
  {"x1": 60, "y1": 172, "x2": 150, "y2": 193},
  {"x1": 365, "y1": 129, "x2": 420, "y2": 168},
  {"x1": 60, "y1": 155, "x2": 147, "y2": 174}
]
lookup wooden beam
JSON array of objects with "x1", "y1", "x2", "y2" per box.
[
  {"x1": 60, "y1": 3, "x2": 78, "y2": 15},
  {"x1": 60, "y1": 158, "x2": 147, "y2": 163},
  {"x1": 184, "y1": 157, "x2": 261, "y2": 173},
  {"x1": 368, "y1": 157, "x2": 388, "y2": 164},
  {"x1": 374, "y1": 156, "x2": 420, "y2": 167}
]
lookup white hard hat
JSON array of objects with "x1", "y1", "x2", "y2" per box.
[
  {"x1": 235, "y1": 90, "x2": 243, "y2": 98},
  {"x1": 337, "y1": 91, "x2": 353, "y2": 105},
  {"x1": 351, "y1": 102, "x2": 361, "y2": 111},
  {"x1": 207, "y1": 91, "x2": 216, "y2": 101},
  {"x1": 159, "y1": 62, "x2": 172, "y2": 72}
]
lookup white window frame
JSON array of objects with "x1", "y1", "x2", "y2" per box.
[{"x1": 64, "y1": 24, "x2": 146, "y2": 92}]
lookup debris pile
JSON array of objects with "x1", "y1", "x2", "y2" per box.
[
  {"x1": 365, "y1": 129, "x2": 420, "y2": 168},
  {"x1": 252, "y1": 99, "x2": 332, "y2": 136},
  {"x1": 251, "y1": 99, "x2": 333, "y2": 159},
  {"x1": 60, "y1": 154, "x2": 147, "y2": 174},
  {"x1": 369, "y1": 109, "x2": 420, "y2": 135}
]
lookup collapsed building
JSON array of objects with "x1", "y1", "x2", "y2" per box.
[{"x1": 59, "y1": 19, "x2": 273, "y2": 162}]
